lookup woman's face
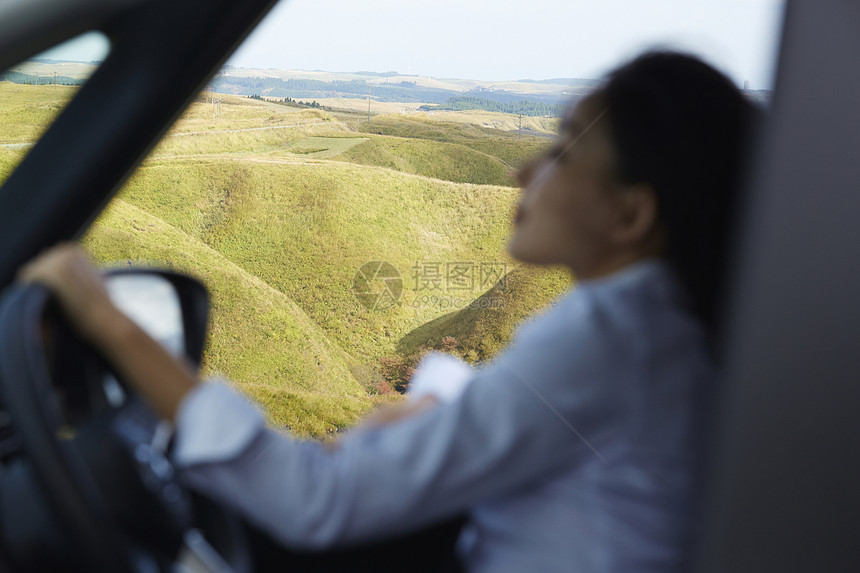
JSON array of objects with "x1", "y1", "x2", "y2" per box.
[{"x1": 508, "y1": 95, "x2": 625, "y2": 278}]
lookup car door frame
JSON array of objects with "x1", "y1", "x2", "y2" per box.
[{"x1": 0, "y1": 0, "x2": 280, "y2": 287}]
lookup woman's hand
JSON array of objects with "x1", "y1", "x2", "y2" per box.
[
  {"x1": 17, "y1": 243, "x2": 124, "y2": 342},
  {"x1": 358, "y1": 395, "x2": 440, "y2": 431},
  {"x1": 326, "y1": 395, "x2": 440, "y2": 451}
]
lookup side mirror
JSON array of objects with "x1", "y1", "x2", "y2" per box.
[
  {"x1": 103, "y1": 269, "x2": 209, "y2": 369},
  {"x1": 46, "y1": 269, "x2": 210, "y2": 418}
]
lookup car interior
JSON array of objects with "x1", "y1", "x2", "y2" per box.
[{"x1": 0, "y1": 0, "x2": 858, "y2": 571}]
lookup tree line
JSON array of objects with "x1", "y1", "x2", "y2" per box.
[
  {"x1": 210, "y1": 75, "x2": 567, "y2": 110},
  {"x1": 212, "y1": 76, "x2": 454, "y2": 103},
  {"x1": 0, "y1": 70, "x2": 84, "y2": 86},
  {"x1": 248, "y1": 94, "x2": 324, "y2": 109}
]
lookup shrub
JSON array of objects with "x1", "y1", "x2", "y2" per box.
[
  {"x1": 378, "y1": 355, "x2": 417, "y2": 393},
  {"x1": 440, "y1": 336, "x2": 459, "y2": 352},
  {"x1": 370, "y1": 378, "x2": 397, "y2": 396}
]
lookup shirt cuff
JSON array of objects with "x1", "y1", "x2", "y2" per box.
[
  {"x1": 170, "y1": 378, "x2": 265, "y2": 467},
  {"x1": 407, "y1": 351, "x2": 474, "y2": 403}
]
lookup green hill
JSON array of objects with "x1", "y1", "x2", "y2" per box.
[
  {"x1": 2, "y1": 83, "x2": 570, "y2": 438},
  {"x1": 0, "y1": 82, "x2": 77, "y2": 143},
  {"x1": 353, "y1": 114, "x2": 551, "y2": 168},
  {"x1": 0, "y1": 147, "x2": 24, "y2": 176},
  {"x1": 114, "y1": 157, "x2": 528, "y2": 361},
  {"x1": 397, "y1": 265, "x2": 573, "y2": 364},
  {"x1": 84, "y1": 199, "x2": 377, "y2": 438},
  {"x1": 334, "y1": 135, "x2": 514, "y2": 186}
]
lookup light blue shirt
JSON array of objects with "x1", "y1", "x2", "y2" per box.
[{"x1": 170, "y1": 259, "x2": 715, "y2": 572}]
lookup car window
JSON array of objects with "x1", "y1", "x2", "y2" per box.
[
  {"x1": 13, "y1": 2, "x2": 786, "y2": 440},
  {"x1": 0, "y1": 31, "x2": 109, "y2": 187}
]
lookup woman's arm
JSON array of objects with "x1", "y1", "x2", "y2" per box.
[
  {"x1": 17, "y1": 245, "x2": 446, "y2": 427},
  {"x1": 169, "y1": 299, "x2": 615, "y2": 548},
  {"x1": 18, "y1": 244, "x2": 197, "y2": 422},
  {"x1": 18, "y1": 244, "x2": 611, "y2": 549}
]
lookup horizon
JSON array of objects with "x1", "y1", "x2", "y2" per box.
[
  {"x1": 16, "y1": 58, "x2": 776, "y2": 92},
  {"x1": 33, "y1": 0, "x2": 786, "y2": 91}
]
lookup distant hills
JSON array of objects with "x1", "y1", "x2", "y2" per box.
[
  {"x1": 1, "y1": 61, "x2": 590, "y2": 117},
  {"x1": 211, "y1": 69, "x2": 596, "y2": 117},
  {"x1": 2, "y1": 59, "x2": 771, "y2": 112}
]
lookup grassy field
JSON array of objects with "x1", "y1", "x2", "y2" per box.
[
  {"x1": 419, "y1": 110, "x2": 560, "y2": 135},
  {"x1": 282, "y1": 136, "x2": 369, "y2": 159},
  {"x1": 334, "y1": 135, "x2": 515, "y2": 185},
  {"x1": 167, "y1": 93, "x2": 326, "y2": 134},
  {"x1": 0, "y1": 82, "x2": 77, "y2": 143},
  {"x1": 1, "y1": 83, "x2": 569, "y2": 439},
  {"x1": 85, "y1": 199, "x2": 378, "y2": 437},
  {"x1": 398, "y1": 264, "x2": 574, "y2": 363},
  {"x1": 351, "y1": 114, "x2": 552, "y2": 168},
  {"x1": 115, "y1": 157, "x2": 535, "y2": 362}
]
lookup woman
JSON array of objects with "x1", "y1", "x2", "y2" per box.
[{"x1": 19, "y1": 52, "x2": 757, "y2": 571}]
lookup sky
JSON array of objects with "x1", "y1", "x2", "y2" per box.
[
  {"x1": 44, "y1": 0, "x2": 786, "y2": 90},
  {"x1": 228, "y1": 0, "x2": 786, "y2": 89}
]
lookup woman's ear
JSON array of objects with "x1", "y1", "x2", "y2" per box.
[{"x1": 610, "y1": 184, "x2": 660, "y2": 247}]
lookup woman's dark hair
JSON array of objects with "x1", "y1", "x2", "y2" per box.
[{"x1": 600, "y1": 52, "x2": 758, "y2": 334}]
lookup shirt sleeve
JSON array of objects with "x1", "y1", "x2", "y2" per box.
[
  {"x1": 170, "y1": 378, "x2": 265, "y2": 466},
  {"x1": 170, "y1": 292, "x2": 627, "y2": 550},
  {"x1": 406, "y1": 351, "x2": 474, "y2": 402}
]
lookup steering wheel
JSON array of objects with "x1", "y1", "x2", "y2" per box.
[{"x1": 0, "y1": 279, "x2": 251, "y2": 572}]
